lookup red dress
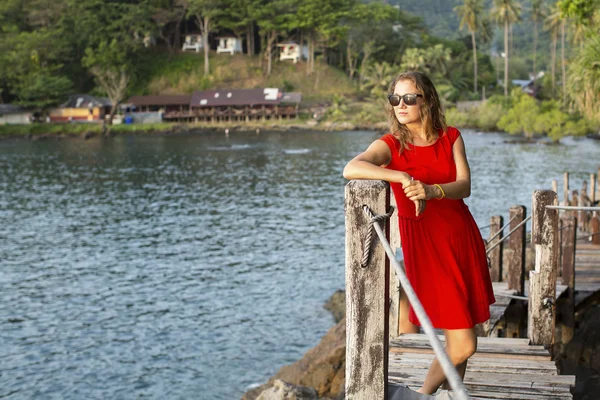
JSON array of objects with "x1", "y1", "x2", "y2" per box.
[{"x1": 380, "y1": 127, "x2": 495, "y2": 329}]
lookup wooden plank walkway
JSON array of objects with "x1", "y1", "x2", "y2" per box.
[
  {"x1": 386, "y1": 243, "x2": 600, "y2": 399},
  {"x1": 389, "y1": 334, "x2": 575, "y2": 399},
  {"x1": 574, "y1": 242, "x2": 600, "y2": 293}
]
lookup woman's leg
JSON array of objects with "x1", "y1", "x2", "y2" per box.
[
  {"x1": 399, "y1": 289, "x2": 419, "y2": 334},
  {"x1": 416, "y1": 328, "x2": 477, "y2": 394}
]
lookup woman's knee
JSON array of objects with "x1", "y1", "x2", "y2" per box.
[{"x1": 445, "y1": 331, "x2": 477, "y2": 363}]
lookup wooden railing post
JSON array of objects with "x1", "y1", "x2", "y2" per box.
[
  {"x1": 591, "y1": 212, "x2": 600, "y2": 245},
  {"x1": 561, "y1": 216, "x2": 577, "y2": 289},
  {"x1": 528, "y1": 190, "x2": 559, "y2": 346},
  {"x1": 345, "y1": 180, "x2": 389, "y2": 399},
  {"x1": 571, "y1": 190, "x2": 579, "y2": 219},
  {"x1": 590, "y1": 173, "x2": 596, "y2": 204},
  {"x1": 552, "y1": 180, "x2": 558, "y2": 194},
  {"x1": 507, "y1": 206, "x2": 526, "y2": 294},
  {"x1": 489, "y1": 216, "x2": 504, "y2": 282},
  {"x1": 388, "y1": 190, "x2": 401, "y2": 338},
  {"x1": 559, "y1": 216, "x2": 577, "y2": 344},
  {"x1": 563, "y1": 172, "x2": 569, "y2": 206},
  {"x1": 580, "y1": 182, "x2": 590, "y2": 232}
]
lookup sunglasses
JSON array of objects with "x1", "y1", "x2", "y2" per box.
[{"x1": 387, "y1": 93, "x2": 423, "y2": 106}]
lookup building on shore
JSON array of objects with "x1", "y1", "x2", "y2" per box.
[
  {"x1": 48, "y1": 94, "x2": 111, "y2": 123},
  {"x1": 126, "y1": 95, "x2": 192, "y2": 124},
  {"x1": 126, "y1": 88, "x2": 302, "y2": 123},
  {"x1": 0, "y1": 104, "x2": 33, "y2": 125}
]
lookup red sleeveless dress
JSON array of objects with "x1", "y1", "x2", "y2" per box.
[{"x1": 380, "y1": 127, "x2": 495, "y2": 329}]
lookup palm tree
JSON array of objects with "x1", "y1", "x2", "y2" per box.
[
  {"x1": 454, "y1": 0, "x2": 484, "y2": 93},
  {"x1": 491, "y1": 0, "x2": 522, "y2": 96},
  {"x1": 545, "y1": 7, "x2": 562, "y2": 94},
  {"x1": 568, "y1": 35, "x2": 600, "y2": 124},
  {"x1": 530, "y1": 0, "x2": 546, "y2": 80}
]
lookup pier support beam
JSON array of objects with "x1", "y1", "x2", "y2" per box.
[
  {"x1": 345, "y1": 180, "x2": 389, "y2": 400},
  {"x1": 528, "y1": 190, "x2": 559, "y2": 347}
]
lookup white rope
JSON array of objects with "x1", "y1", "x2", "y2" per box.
[
  {"x1": 363, "y1": 206, "x2": 471, "y2": 400},
  {"x1": 487, "y1": 214, "x2": 519, "y2": 243},
  {"x1": 546, "y1": 205, "x2": 600, "y2": 211},
  {"x1": 486, "y1": 215, "x2": 532, "y2": 254}
]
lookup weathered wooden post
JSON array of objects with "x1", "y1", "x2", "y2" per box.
[
  {"x1": 571, "y1": 190, "x2": 579, "y2": 219},
  {"x1": 591, "y1": 212, "x2": 600, "y2": 245},
  {"x1": 489, "y1": 216, "x2": 504, "y2": 282},
  {"x1": 345, "y1": 180, "x2": 389, "y2": 399},
  {"x1": 558, "y1": 216, "x2": 577, "y2": 345},
  {"x1": 528, "y1": 190, "x2": 559, "y2": 347},
  {"x1": 388, "y1": 190, "x2": 401, "y2": 338},
  {"x1": 552, "y1": 180, "x2": 558, "y2": 194},
  {"x1": 563, "y1": 172, "x2": 570, "y2": 206},
  {"x1": 580, "y1": 182, "x2": 590, "y2": 232},
  {"x1": 590, "y1": 174, "x2": 596, "y2": 204},
  {"x1": 507, "y1": 206, "x2": 526, "y2": 294}
]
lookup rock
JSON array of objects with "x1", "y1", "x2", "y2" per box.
[
  {"x1": 323, "y1": 290, "x2": 345, "y2": 323},
  {"x1": 306, "y1": 120, "x2": 318, "y2": 127},
  {"x1": 81, "y1": 131, "x2": 94, "y2": 140},
  {"x1": 256, "y1": 380, "x2": 318, "y2": 400},
  {"x1": 242, "y1": 318, "x2": 346, "y2": 400}
]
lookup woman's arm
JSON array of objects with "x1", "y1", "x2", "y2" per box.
[
  {"x1": 403, "y1": 135, "x2": 471, "y2": 200},
  {"x1": 343, "y1": 139, "x2": 412, "y2": 185}
]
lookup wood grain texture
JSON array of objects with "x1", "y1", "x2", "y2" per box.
[{"x1": 345, "y1": 180, "x2": 389, "y2": 399}]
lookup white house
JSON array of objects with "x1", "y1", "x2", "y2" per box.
[
  {"x1": 216, "y1": 37, "x2": 242, "y2": 55},
  {"x1": 182, "y1": 34, "x2": 203, "y2": 52},
  {"x1": 277, "y1": 42, "x2": 308, "y2": 63},
  {"x1": 0, "y1": 104, "x2": 32, "y2": 125}
]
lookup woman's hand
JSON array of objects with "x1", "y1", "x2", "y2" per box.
[
  {"x1": 413, "y1": 199, "x2": 426, "y2": 217},
  {"x1": 403, "y1": 180, "x2": 437, "y2": 201}
]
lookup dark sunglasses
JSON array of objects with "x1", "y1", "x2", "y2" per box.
[{"x1": 387, "y1": 93, "x2": 423, "y2": 106}]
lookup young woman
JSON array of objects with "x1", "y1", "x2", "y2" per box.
[{"x1": 343, "y1": 71, "x2": 495, "y2": 394}]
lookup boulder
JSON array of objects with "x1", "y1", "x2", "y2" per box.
[
  {"x1": 242, "y1": 317, "x2": 346, "y2": 400},
  {"x1": 256, "y1": 380, "x2": 318, "y2": 400},
  {"x1": 323, "y1": 290, "x2": 345, "y2": 323}
]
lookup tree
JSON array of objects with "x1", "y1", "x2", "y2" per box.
[
  {"x1": 530, "y1": 0, "x2": 546, "y2": 80},
  {"x1": 219, "y1": 0, "x2": 258, "y2": 56},
  {"x1": 491, "y1": 0, "x2": 522, "y2": 96},
  {"x1": 400, "y1": 44, "x2": 452, "y2": 81},
  {"x1": 344, "y1": 2, "x2": 396, "y2": 80},
  {"x1": 83, "y1": 40, "x2": 132, "y2": 134},
  {"x1": 545, "y1": 6, "x2": 562, "y2": 93},
  {"x1": 1, "y1": 29, "x2": 72, "y2": 108},
  {"x1": 560, "y1": 0, "x2": 600, "y2": 123},
  {"x1": 254, "y1": 0, "x2": 297, "y2": 76},
  {"x1": 454, "y1": 0, "x2": 484, "y2": 93},
  {"x1": 188, "y1": 0, "x2": 223, "y2": 75},
  {"x1": 297, "y1": 0, "x2": 350, "y2": 75},
  {"x1": 149, "y1": 0, "x2": 187, "y2": 58}
]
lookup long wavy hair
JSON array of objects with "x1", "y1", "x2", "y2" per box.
[{"x1": 386, "y1": 71, "x2": 447, "y2": 151}]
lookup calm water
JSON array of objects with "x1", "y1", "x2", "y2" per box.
[{"x1": 1, "y1": 130, "x2": 599, "y2": 399}]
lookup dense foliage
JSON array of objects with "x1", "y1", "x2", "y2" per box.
[{"x1": 0, "y1": 0, "x2": 598, "y2": 139}]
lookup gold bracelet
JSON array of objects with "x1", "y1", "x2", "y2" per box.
[{"x1": 434, "y1": 184, "x2": 445, "y2": 199}]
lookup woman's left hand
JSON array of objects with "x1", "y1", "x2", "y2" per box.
[{"x1": 403, "y1": 180, "x2": 436, "y2": 201}]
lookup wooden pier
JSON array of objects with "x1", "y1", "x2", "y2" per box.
[{"x1": 345, "y1": 170, "x2": 600, "y2": 399}]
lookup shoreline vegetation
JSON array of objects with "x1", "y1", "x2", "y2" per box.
[
  {"x1": 2, "y1": 90, "x2": 598, "y2": 142},
  {"x1": 1, "y1": 54, "x2": 597, "y2": 141}
]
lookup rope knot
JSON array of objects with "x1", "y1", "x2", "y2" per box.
[{"x1": 361, "y1": 205, "x2": 395, "y2": 268}]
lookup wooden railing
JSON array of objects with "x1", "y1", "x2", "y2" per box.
[{"x1": 344, "y1": 169, "x2": 599, "y2": 399}]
